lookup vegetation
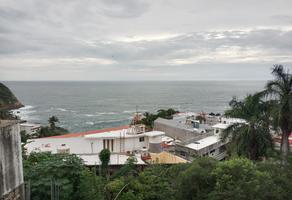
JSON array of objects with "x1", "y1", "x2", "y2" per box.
[
  {"x1": 0, "y1": 82, "x2": 22, "y2": 119},
  {"x1": 223, "y1": 93, "x2": 273, "y2": 160},
  {"x1": 0, "y1": 82, "x2": 23, "y2": 109},
  {"x1": 23, "y1": 153, "x2": 292, "y2": 200},
  {"x1": 264, "y1": 65, "x2": 292, "y2": 161},
  {"x1": 140, "y1": 108, "x2": 178, "y2": 129},
  {"x1": 23, "y1": 152, "x2": 87, "y2": 200},
  {"x1": 36, "y1": 116, "x2": 68, "y2": 138},
  {"x1": 99, "y1": 149, "x2": 111, "y2": 178}
]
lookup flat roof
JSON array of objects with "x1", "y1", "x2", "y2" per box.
[
  {"x1": 212, "y1": 123, "x2": 230, "y2": 129},
  {"x1": 84, "y1": 130, "x2": 164, "y2": 139},
  {"x1": 78, "y1": 153, "x2": 146, "y2": 166},
  {"x1": 20, "y1": 123, "x2": 41, "y2": 127},
  {"x1": 46, "y1": 125, "x2": 129, "y2": 139},
  {"x1": 186, "y1": 135, "x2": 220, "y2": 150}
]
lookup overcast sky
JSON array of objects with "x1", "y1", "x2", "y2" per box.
[{"x1": 0, "y1": 0, "x2": 292, "y2": 81}]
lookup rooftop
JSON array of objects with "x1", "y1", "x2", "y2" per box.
[
  {"x1": 148, "y1": 151, "x2": 188, "y2": 164},
  {"x1": 78, "y1": 153, "x2": 146, "y2": 166},
  {"x1": 46, "y1": 125, "x2": 129, "y2": 139},
  {"x1": 84, "y1": 129, "x2": 164, "y2": 139},
  {"x1": 185, "y1": 135, "x2": 220, "y2": 151},
  {"x1": 212, "y1": 123, "x2": 230, "y2": 129}
]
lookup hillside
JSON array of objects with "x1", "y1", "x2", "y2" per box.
[{"x1": 0, "y1": 82, "x2": 23, "y2": 110}]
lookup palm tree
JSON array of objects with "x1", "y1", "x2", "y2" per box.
[
  {"x1": 264, "y1": 65, "x2": 292, "y2": 161},
  {"x1": 48, "y1": 116, "x2": 59, "y2": 130},
  {"x1": 222, "y1": 93, "x2": 273, "y2": 160}
]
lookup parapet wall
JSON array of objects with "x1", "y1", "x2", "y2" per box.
[
  {"x1": 154, "y1": 119, "x2": 208, "y2": 142},
  {"x1": 0, "y1": 121, "x2": 24, "y2": 200}
]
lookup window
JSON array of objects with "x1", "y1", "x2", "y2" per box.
[
  {"x1": 215, "y1": 129, "x2": 220, "y2": 134},
  {"x1": 139, "y1": 137, "x2": 145, "y2": 142},
  {"x1": 103, "y1": 139, "x2": 114, "y2": 151}
]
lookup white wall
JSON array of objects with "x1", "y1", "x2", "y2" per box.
[{"x1": 26, "y1": 135, "x2": 151, "y2": 155}]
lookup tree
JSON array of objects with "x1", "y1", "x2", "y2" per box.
[
  {"x1": 209, "y1": 158, "x2": 281, "y2": 200},
  {"x1": 99, "y1": 149, "x2": 111, "y2": 178},
  {"x1": 222, "y1": 93, "x2": 273, "y2": 160},
  {"x1": 264, "y1": 65, "x2": 292, "y2": 161},
  {"x1": 79, "y1": 169, "x2": 105, "y2": 200},
  {"x1": 177, "y1": 158, "x2": 217, "y2": 200},
  {"x1": 48, "y1": 116, "x2": 59, "y2": 130},
  {"x1": 24, "y1": 152, "x2": 85, "y2": 200}
]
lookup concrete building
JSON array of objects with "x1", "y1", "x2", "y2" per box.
[
  {"x1": 19, "y1": 123, "x2": 41, "y2": 135},
  {"x1": 25, "y1": 124, "x2": 165, "y2": 166},
  {"x1": 154, "y1": 113, "x2": 245, "y2": 161},
  {"x1": 0, "y1": 120, "x2": 24, "y2": 200},
  {"x1": 154, "y1": 117, "x2": 212, "y2": 142}
]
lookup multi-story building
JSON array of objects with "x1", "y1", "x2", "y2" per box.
[{"x1": 25, "y1": 124, "x2": 165, "y2": 166}]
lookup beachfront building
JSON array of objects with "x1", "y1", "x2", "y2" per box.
[
  {"x1": 20, "y1": 122, "x2": 41, "y2": 135},
  {"x1": 25, "y1": 124, "x2": 165, "y2": 166},
  {"x1": 154, "y1": 112, "x2": 245, "y2": 161}
]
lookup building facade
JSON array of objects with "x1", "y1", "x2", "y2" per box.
[{"x1": 0, "y1": 120, "x2": 24, "y2": 200}]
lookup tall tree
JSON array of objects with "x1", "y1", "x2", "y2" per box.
[
  {"x1": 48, "y1": 116, "x2": 59, "y2": 130},
  {"x1": 222, "y1": 93, "x2": 273, "y2": 160},
  {"x1": 264, "y1": 65, "x2": 292, "y2": 161},
  {"x1": 99, "y1": 149, "x2": 111, "y2": 178}
]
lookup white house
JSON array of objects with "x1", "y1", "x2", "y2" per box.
[{"x1": 25, "y1": 124, "x2": 165, "y2": 165}]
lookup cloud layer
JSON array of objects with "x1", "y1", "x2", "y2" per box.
[{"x1": 0, "y1": 0, "x2": 292, "y2": 80}]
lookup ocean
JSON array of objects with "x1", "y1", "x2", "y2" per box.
[{"x1": 4, "y1": 81, "x2": 266, "y2": 133}]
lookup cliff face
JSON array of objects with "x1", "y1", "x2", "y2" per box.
[{"x1": 0, "y1": 83, "x2": 23, "y2": 110}]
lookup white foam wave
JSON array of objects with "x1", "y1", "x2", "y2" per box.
[
  {"x1": 123, "y1": 110, "x2": 135, "y2": 113},
  {"x1": 85, "y1": 121, "x2": 94, "y2": 125},
  {"x1": 56, "y1": 108, "x2": 67, "y2": 112},
  {"x1": 96, "y1": 112, "x2": 118, "y2": 115}
]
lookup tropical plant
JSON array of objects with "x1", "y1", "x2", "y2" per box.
[
  {"x1": 222, "y1": 93, "x2": 273, "y2": 160},
  {"x1": 48, "y1": 115, "x2": 59, "y2": 130},
  {"x1": 264, "y1": 65, "x2": 292, "y2": 161},
  {"x1": 99, "y1": 148, "x2": 111, "y2": 178},
  {"x1": 23, "y1": 152, "x2": 85, "y2": 200}
]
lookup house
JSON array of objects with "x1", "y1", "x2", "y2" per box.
[
  {"x1": 20, "y1": 123, "x2": 41, "y2": 135},
  {"x1": 25, "y1": 124, "x2": 165, "y2": 166},
  {"x1": 0, "y1": 120, "x2": 24, "y2": 200}
]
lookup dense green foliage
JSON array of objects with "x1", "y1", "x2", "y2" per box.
[
  {"x1": 140, "y1": 108, "x2": 178, "y2": 129},
  {"x1": 264, "y1": 65, "x2": 292, "y2": 161},
  {"x1": 0, "y1": 82, "x2": 22, "y2": 119},
  {"x1": 99, "y1": 149, "x2": 111, "y2": 177},
  {"x1": 24, "y1": 152, "x2": 106, "y2": 200},
  {"x1": 23, "y1": 153, "x2": 292, "y2": 200},
  {"x1": 32, "y1": 116, "x2": 69, "y2": 138},
  {"x1": 0, "y1": 82, "x2": 22, "y2": 109},
  {"x1": 223, "y1": 93, "x2": 274, "y2": 160},
  {"x1": 37, "y1": 126, "x2": 68, "y2": 138}
]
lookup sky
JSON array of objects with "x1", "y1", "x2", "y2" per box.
[{"x1": 0, "y1": 0, "x2": 292, "y2": 81}]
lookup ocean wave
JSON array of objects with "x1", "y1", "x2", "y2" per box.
[
  {"x1": 94, "y1": 119, "x2": 129, "y2": 125},
  {"x1": 123, "y1": 110, "x2": 135, "y2": 113},
  {"x1": 18, "y1": 105, "x2": 35, "y2": 111},
  {"x1": 56, "y1": 108, "x2": 67, "y2": 112},
  {"x1": 85, "y1": 121, "x2": 94, "y2": 125},
  {"x1": 96, "y1": 112, "x2": 118, "y2": 115}
]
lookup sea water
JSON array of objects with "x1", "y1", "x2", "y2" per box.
[{"x1": 4, "y1": 81, "x2": 265, "y2": 133}]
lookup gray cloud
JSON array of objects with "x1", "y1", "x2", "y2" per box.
[{"x1": 0, "y1": 0, "x2": 291, "y2": 80}]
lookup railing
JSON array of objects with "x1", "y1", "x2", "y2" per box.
[{"x1": 211, "y1": 152, "x2": 227, "y2": 160}]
